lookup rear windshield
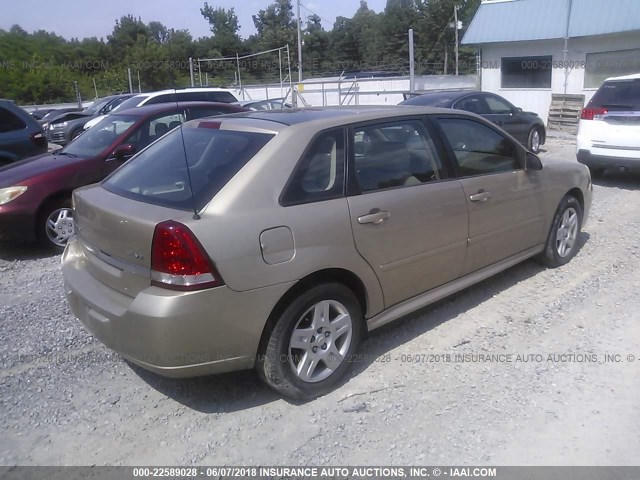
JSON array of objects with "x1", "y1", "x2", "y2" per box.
[
  {"x1": 112, "y1": 95, "x2": 149, "y2": 113},
  {"x1": 103, "y1": 126, "x2": 274, "y2": 211},
  {"x1": 589, "y1": 79, "x2": 640, "y2": 111}
]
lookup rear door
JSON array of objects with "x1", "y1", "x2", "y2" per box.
[
  {"x1": 346, "y1": 118, "x2": 468, "y2": 307},
  {"x1": 434, "y1": 115, "x2": 544, "y2": 274}
]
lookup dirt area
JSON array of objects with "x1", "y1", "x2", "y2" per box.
[{"x1": 1, "y1": 135, "x2": 639, "y2": 466}]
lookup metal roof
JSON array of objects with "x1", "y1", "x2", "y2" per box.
[{"x1": 462, "y1": 0, "x2": 640, "y2": 45}]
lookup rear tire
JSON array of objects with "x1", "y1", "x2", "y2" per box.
[
  {"x1": 536, "y1": 195, "x2": 582, "y2": 268},
  {"x1": 37, "y1": 199, "x2": 74, "y2": 253},
  {"x1": 257, "y1": 283, "x2": 363, "y2": 400}
]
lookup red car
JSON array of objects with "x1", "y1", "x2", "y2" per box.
[{"x1": 0, "y1": 102, "x2": 247, "y2": 250}]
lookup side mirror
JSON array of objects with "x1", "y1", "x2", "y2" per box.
[
  {"x1": 513, "y1": 107, "x2": 523, "y2": 114},
  {"x1": 526, "y1": 152, "x2": 543, "y2": 171},
  {"x1": 112, "y1": 144, "x2": 136, "y2": 161}
]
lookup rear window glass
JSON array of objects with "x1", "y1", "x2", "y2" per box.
[
  {"x1": 103, "y1": 126, "x2": 273, "y2": 211},
  {"x1": 400, "y1": 94, "x2": 454, "y2": 107},
  {"x1": 0, "y1": 107, "x2": 27, "y2": 133},
  {"x1": 112, "y1": 95, "x2": 149, "y2": 113},
  {"x1": 589, "y1": 80, "x2": 640, "y2": 111}
]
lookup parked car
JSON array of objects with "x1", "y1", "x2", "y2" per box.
[
  {"x1": 83, "y1": 88, "x2": 239, "y2": 131},
  {"x1": 30, "y1": 108, "x2": 58, "y2": 121},
  {"x1": 400, "y1": 91, "x2": 546, "y2": 153},
  {"x1": 236, "y1": 98, "x2": 291, "y2": 110},
  {"x1": 62, "y1": 106, "x2": 592, "y2": 399},
  {"x1": 0, "y1": 100, "x2": 47, "y2": 166},
  {"x1": 38, "y1": 107, "x2": 83, "y2": 128},
  {"x1": 577, "y1": 73, "x2": 640, "y2": 175},
  {"x1": 45, "y1": 94, "x2": 134, "y2": 146},
  {"x1": 0, "y1": 102, "x2": 247, "y2": 250}
]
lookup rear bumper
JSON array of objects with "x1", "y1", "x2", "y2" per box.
[
  {"x1": 62, "y1": 239, "x2": 293, "y2": 378},
  {"x1": 577, "y1": 149, "x2": 640, "y2": 172}
]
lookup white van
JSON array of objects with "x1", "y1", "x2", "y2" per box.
[{"x1": 83, "y1": 88, "x2": 238, "y2": 130}]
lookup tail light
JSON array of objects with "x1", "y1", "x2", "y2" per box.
[
  {"x1": 151, "y1": 220, "x2": 224, "y2": 291},
  {"x1": 581, "y1": 107, "x2": 608, "y2": 120},
  {"x1": 29, "y1": 131, "x2": 47, "y2": 148}
]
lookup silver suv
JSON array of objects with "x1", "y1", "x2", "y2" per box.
[{"x1": 62, "y1": 107, "x2": 592, "y2": 399}]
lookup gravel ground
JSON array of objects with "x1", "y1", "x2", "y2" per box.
[{"x1": 1, "y1": 136, "x2": 639, "y2": 466}]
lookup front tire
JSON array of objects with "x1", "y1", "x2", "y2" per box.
[
  {"x1": 536, "y1": 195, "x2": 582, "y2": 267},
  {"x1": 257, "y1": 283, "x2": 363, "y2": 400},
  {"x1": 37, "y1": 199, "x2": 74, "y2": 252},
  {"x1": 527, "y1": 127, "x2": 542, "y2": 153}
]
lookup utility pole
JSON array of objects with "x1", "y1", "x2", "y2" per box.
[
  {"x1": 137, "y1": 71, "x2": 142, "y2": 93},
  {"x1": 189, "y1": 57, "x2": 195, "y2": 87},
  {"x1": 454, "y1": 5, "x2": 460, "y2": 76},
  {"x1": 409, "y1": 29, "x2": 415, "y2": 93},
  {"x1": 127, "y1": 68, "x2": 133, "y2": 93},
  {"x1": 296, "y1": 0, "x2": 303, "y2": 82}
]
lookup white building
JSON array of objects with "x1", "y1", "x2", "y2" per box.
[{"x1": 462, "y1": 0, "x2": 640, "y2": 122}]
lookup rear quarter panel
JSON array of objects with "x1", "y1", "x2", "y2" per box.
[{"x1": 183, "y1": 125, "x2": 385, "y2": 317}]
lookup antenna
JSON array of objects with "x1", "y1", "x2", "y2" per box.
[{"x1": 174, "y1": 89, "x2": 201, "y2": 220}]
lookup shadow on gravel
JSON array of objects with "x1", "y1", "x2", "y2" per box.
[
  {"x1": 592, "y1": 171, "x2": 640, "y2": 191},
  {"x1": 348, "y1": 231, "x2": 590, "y2": 381},
  {"x1": 127, "y1": 233, "x2": 590, "y2": 410},
  {"x1": 127, "y1": 362, "x2": 281, "y2": 413},
  {"x1": 0, "y1": 241, "x2": 58, "y2": 261}
]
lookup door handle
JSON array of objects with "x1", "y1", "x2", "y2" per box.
[
  {"x1": 469, "y1": 190, "x2": 492, "y2": 202},
  {"x1": 358, "y1": 209, "x2": 390, "y2": 225}
]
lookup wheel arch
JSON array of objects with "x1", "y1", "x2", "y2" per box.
[
  {"x1": 566, "y1": 187, "x2": 584, "y2": 214},
  {"x1": 256, "y1": 268, "x2": 370, "y2": 360}
]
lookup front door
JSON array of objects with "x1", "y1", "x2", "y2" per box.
[
  {"x1": 434, "y1": 116, "x2": 545, "y2": 274},
  {"x1": 347, "y1": 119, "x2": 469, "y2": 307}
]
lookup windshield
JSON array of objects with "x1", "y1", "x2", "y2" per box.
[
  {"x1": 111, "y1": 95, "x2": 149, "y2": 113},
  {"x1": 103, "y1": 126, "x2": 274, "y2": 211},
  {"x1": 63, "y1": 115, "x2": 137, "y2": 157},
  {"x1": 589, "y1": 79, "x2": 640, "y2": 111}
]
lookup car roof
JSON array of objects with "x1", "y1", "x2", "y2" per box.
[
  {"x1": 114, "y1": 101, "x2": 246, "y2": 117},
  {"x1": 605, "y1": 72, "x2": 640, "y2": 82},
  {"x1": 143, "y1": 87, "x2": 236, "y2": 98},
  {"x1": 401, "y1": 90, "x2": 480, "y2": 105},
  {"x1": 216, "y1": 105, "x2": 456, "y2": 129}
]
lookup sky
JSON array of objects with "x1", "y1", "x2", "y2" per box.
[{"x1": 1, "y1": 0, "x2": 388, "y2": 40}]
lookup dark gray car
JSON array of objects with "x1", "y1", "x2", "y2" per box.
[
  {"x1": 400, "y1": 91, "x2": 546, "y2": 153},
  {"x1": 0, "y1": 100, "x2": 47, "y2": 166},
  {"x1": 45, "y1": 94, "x2": 133, "y2": 146}
]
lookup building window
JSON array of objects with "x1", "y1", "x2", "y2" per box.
[
  {"x1": 585, "y1": 49, "x2": 640, "y2": 88},
  {"x1": 501, "y1": 56, "x2": 552, "y2": 88}
]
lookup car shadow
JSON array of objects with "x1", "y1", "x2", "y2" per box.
[
  {"x1": 128, "y1": 233, "x2": 590, "y2": 412},
  {"x1": 592, "y1": 171, "x2": 640, "y2": 191},
  {"x1": 127, "y1": 362, "x2": 281, "y2": 413},
  {"x1": 0, "y1": 241, "x2": 59, "y2": 261}
]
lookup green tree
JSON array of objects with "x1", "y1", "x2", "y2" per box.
[{"x1": 200, "y1": 3, "x2": 242, "y2": 56}]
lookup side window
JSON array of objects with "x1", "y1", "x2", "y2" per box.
[
  {"x1": 144, "y1": 94, "x2": 172, "y2": 105},
  {"x1": 353, "y1": 120, "x2": 444, "y2": 193},
  {"x1": 484, "y1": 95, "x2": 513, "y2": 114},
  {"x1": 455, "y1": 95, "x2": 488, "y2": 115},
  {"x1": 281, "y1": 129, "x2": 345, "y2": 205},
  {"x1": 205, "y1": 91, "x2": 237, "y2": 103},
  {"x1": 123, "y1": 112, "x2": 184, "y2": 151},
  {"x1": 438, "y1": 118, "x2": 521, "y2": 176},
  {"x1": 0, "y1": 107, "x2": 27, "y2": 133}
]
